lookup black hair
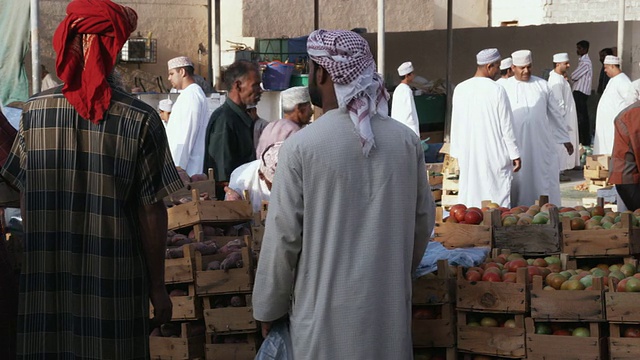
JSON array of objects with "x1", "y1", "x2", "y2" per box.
[
  {"x1": 183, "y1": 66, "x2": 194, "y2": 76},
  {"x1": 224, "y1": 60, "x2": 260, "y2": 89},
  {"x1": 600, "y1": 48, "x2": 614, "y2": 56},
  {"x1": 500, "y1": 68, "x2": 509, "y2": 76},
  {"x1": 577, "y1": 40, "x2": 590, "y2": 50}
]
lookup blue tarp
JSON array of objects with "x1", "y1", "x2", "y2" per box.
[{"x1": 0, "y1": 0, "x2": 30, "y2": 106}]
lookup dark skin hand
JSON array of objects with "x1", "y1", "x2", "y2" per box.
[
  {"x1": 564, "y1": 142, "x2": 574, "y2": 156},
  {"x1": 513, "y1": 158, "x2": 522, "y2": 173}
]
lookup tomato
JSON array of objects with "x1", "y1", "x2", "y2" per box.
[{"x1": 624, "y1": 327, "x2": 640, "y2": 338}]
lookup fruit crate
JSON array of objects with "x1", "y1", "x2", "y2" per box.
[
  {"x1": 195, "y1": 236, "x2": 254, "y2": 296},
  {"x1": 203, "y1": 294, "x2": 258, "y2": 335},
  {"x1": 412, "y1": 303, "x2": 456, "y2": 348},
  {"x1": 525, "y1": 317, "x2": 606, "y2": 360},
  {"x1": 440, "y1": 192, "x2": 459, "y2": 210},
  {"x1": 151, "y1": 284, "x2": 203, "y2": 321},
  {"x1": 530, "y1": 275, "x2": 605, "y2": 321},
  {"x1": 167, "y1": 189, "x2": 253, "y2": 233},
  {"x1": 165, "y1": 244, "x2": 197, "y2": 284},
  {"x1": 456, "y1": 267, "x2": 529, "y2": 313},
  {"x1": 561, "y1": 212, "x2": 640, "y2": 257},
  {"x1": 492, "y1": 205, "x2": 562, "y2": 256},
  {"x1": 457, "y1": 311, "x2": 526, "y2": 358},
  {"x1": 250, "y1": 225, "x2": 264, "y2": 255},
  {"x1": 605, "y1": 275, "x2": 640, "y2": 323},
  {"x1": 205, "y1": 333, "x2": 258, "y2": 360},
  {"x1": 413, "y1": 347, "x2": 456, "y2": 360},
  {"x1": 413, "y1": 259, "x2": 456, "y2": 305},
  {"x1": 165, "y1": 168, "x2": 216, "y2": 205},
  {"x1": 433, "y1": 207, "x2": 493, "y2": 249},
  {"x1": 149, "y1": 322, "x2": 206, "y2": 360},
  {"x1": 609, "y1": 323, "x2": 640, "y2": 359}
]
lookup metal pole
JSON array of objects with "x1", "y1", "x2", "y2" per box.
[
  {"x1": 31, "y1": 0, "x2": 41, "y2": 94},
  {"x1": 377, "y1": 0, "x2": 385, "y2": 79},
  {"x1": 618, "y1": 0, "x2": 625, "y2": 66},
  {"x1": 444, "y1": 0, "x2": 453, "y2": 142},
  {"x1": 212, "y1": 0, "x2": 221, "y2": 89},
  {"x1": 314, "y1": 0, "x2": 319, "y2": 30},
  {"x1": 207, "y1": 0, "x2": 213, "y2": 88}
]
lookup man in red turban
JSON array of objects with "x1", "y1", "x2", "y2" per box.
[{"x1": 1, "y1": 1, "x2": 184, "y2": 358}]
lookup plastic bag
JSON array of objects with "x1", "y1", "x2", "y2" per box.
[
  {"x1": 414, "y1": 241, "x2": 489, "y2": 279},
  {"x1": 255, "y1": 320, "x2": 293, "y2": 360}
]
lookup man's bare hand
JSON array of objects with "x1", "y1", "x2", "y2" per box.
[
  {"x1": 224, "y1": 186, "x2": 242, "y2": 201},
  {"x1": 513, "y1": 158, "x2": 522, "y2": 173},
  {"x1": 564, "y1": 142, "x2": 574, "y2": 156},
  {"x1": 150, "y1": 285, "x2": 172, "y2": 327}
]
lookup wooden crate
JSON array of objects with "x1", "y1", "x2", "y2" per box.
[
  {"x1": 562, "y1": 213, "x2": 640, "y2": 257},
  {"x1": 492, "y1": 206, "x2": 562, "y2": 256},
  {"x1": 431, "y1": 189, "x2": 442, "y2": 202},
  {"x1": 440, "y1": 193, "x2": 459, "y2": 210},
  {"x1": 165, "y1": 168, "x2": 216, "y2": 205},
  {"x1": 414, "y1": 347, "x2": 456, "y2": 360},
  {"x1": 426, "y1": 162, "x2": 444, "y2": 175},
  {"x1": 151, "y1": 284, "x2": 203, "y2": 321},
  {"x1": 203, "y1": 294, "x2": 257, "y2": 335},
  {"x1": 433, "y1": 207, "x2": 493, "y2": 249},
  {"x1": 412, "y1": 303, "x2": 456, "y2": 348},
  {"x1": 413, "y1": 259, "x2": 455, "y2": 305},
  {"x1": 195, "y1": 236, "x2": 254, "y2": 296},
  {"x1": 442, "y1": 154, "x2": 459, "y2": 176},
  {"x1": 586, "y1": 155, "x2": 611, "y2": 171},
  {"x1": 429, "y1": 174, "x2": 443, "y2": 187},
  {"x1": 530, "y1": 275, "x2": 605, "y2": 321},
  {"x1": 260, "y1": 201, "x2": 269, "y2": 224},
  {"x1": 442, "y1": 177, "x2": 458, "y2": 191},
  {"x1": 149, "y1": 322, "x2": 206, "y2": 360},
  {"x1": 609, "y1": 323, "x2": 640, "y2": 359},
  {"x1": 584, "y1": 168, "x2": 609, "y2": 181},
  {"x1": 165, "y1": 244, "x2": 197, "y2": 284},
  {"x1": 457, "y1": 312, "x2": 526, "y2": 358},
  {"x1": 525, "y1": 317, "x2": 605, "y2": 360},
  {"x1": 167, "y1": 189, "x2": 253, "y2": 231},
  {"x1": 456, "y1": 267, "x2": 528, "y2": 313},
  {"x1": 205, "y1": 333, "x2": 258, "y2": 360},
  {"x1": 606, "y1": 277, "x2": 640, "y2": 323},
  {"x1": 251, "y1": 226, "x2": 264, "y2": 254}
]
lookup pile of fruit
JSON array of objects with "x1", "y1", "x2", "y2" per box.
[
  {"x1": 465, "y1": 313, "x2": 519, "y2": 328},
  {"x1": 463, "y1": 252, "x2": 560, "y2": 283},
  {"x1": 533, "y1": 322, "x2": 591, "y2": 337},
  {"x1": 558, "y1": 205, "x2": 640, "y2": 230},
  {"x1": 444, "y1": 204, "x2": 484, "y2": 225}
]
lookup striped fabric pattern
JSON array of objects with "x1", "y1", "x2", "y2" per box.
[
  {"x1": 0, "y1": 87, "x2": 183, "y2": 359},
  {"x1": 571, "y1": 54, "x2": 593, "y2": 95}
]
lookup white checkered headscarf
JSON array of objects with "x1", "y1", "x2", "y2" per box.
[{"x1": 307, "y1": 29, "x2": 389, "y2": 157}]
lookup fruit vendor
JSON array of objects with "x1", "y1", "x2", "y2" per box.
[{"x1": 610, "y1": 97, "x2": 640, "y2": 210}]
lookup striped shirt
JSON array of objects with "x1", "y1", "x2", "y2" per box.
[
  {"x1": 571, "y1": 54, "x2": 593, "y2": 95},
  {"x1": 0, "y1": 86, "x2": 184, "y2": 359}
]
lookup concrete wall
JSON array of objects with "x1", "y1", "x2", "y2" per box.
[
  {"x1": 34, "y1": 0, "x2": 210, "y2": 93},
  {"x1": 491, "y1": 0, "x2": 549, "y2": 27},
  {"x1": 434, "y1": 0, "x2": 489, "y2": 29},
  {"x1": 364, "y1": 21, "x2": 640, "y2": 91}
]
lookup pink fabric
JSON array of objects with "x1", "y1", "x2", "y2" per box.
[
  {"x1": 259, "y1": 142, "x2": 282, "y2": 183},
  {"x1": 53, "y1": 0, "x2": 137, "y2": 124},
  {"x1": 307, "y1": 29, "x2": 389, "y2": 157}
]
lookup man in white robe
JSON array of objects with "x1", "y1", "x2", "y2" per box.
[
  {"x1": 502, "y1": 50, "x2": 573, "y2": 206},
  {"x1": 391, "y1": 61, "x2": 420, "y2": 136},
  {"x1": 252, "y1": 30, "x2": 435, "y2": 360},
  {"x1": 593, "y1": 55, "x2": 633, "y2": 155},
  {"x1": 496, "y1": 57, "x2": 513, "y2": 86},
  {"x1": 450, "y1": 48, "x2": 521, "y2": 208},
  {"x1": 548, "y1": 53, "x2": 580, "y2": 174},
  {"x1": 165, "y1": 56, "x2": 208, "y2": 175}
]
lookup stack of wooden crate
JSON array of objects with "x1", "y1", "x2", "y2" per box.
[
  {"x1": 456, "y1": 267, "x2": 529, "y2": 359},
  {"x1": 583, "y1": 155, "x2": 611, "y2": 193},
  {"x1": 441, "y1": 154, "x2": 459, "y2": 209},
  {"x1": 606, "y1": 272, "x2": 640, "y2": 359},
  {"x1": 426, "y1": 163, "x2": 444, "y2": 203},
  {"x1": 150, "y1": 190, "x2": 258, "y2": 360},
  {"x1": 412, "y1": 260, "x2": 457, "y2": 360}
]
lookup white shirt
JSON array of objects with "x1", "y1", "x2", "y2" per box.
[
  {"x1": 41, "y1": 74, "x2": 60, "y2": 91},
  {"x1": 496, "y1": 77, "x2": 509, "y2": 86},
  {"x1": 228, "y1": 160, "x2": 270, "y2": 213},
  {"x1": 450, "y1": 77, "x2": 520, "y2": 208},
  {"x1": 502, "y1": 75, "x2": 571, "y2": 206},
  {"x1": 571, "y1": 54, "x2": 593, "y2": 96},
  {"x1": 625, "y1": 78, "x2": 640, "y2": 105},
  {"x1": 390, "y1": 83, "x2": 420, "y2": 136},
  {"x1": 593, "y1": 72, "x2": 633, "y2": 155},
  {"x1": 548, "y1": 71, "x2": 580, "y2": 170},
  {"x1": 166, "y1": 83, "x2": 208, "y2": 175}
]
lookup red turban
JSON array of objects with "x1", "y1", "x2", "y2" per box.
[{"x1": 53, "y1": 0, "x2": 137, "y2": 124}]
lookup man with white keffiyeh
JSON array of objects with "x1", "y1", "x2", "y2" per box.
[{"x1": 252, "y1": 29, "x2": 435, "y2": 360}]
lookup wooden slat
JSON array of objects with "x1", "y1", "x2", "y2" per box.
[
  {"x1": 606, "y1": 280, "x2": 640, "y2": 322},
  {"x1": 530, "y1": 275, "x2": 605, "y2": 321},
  {"x1": 584, "y1": 168, "x2": 609, "y2": 180},
  {"x1": 149, "y1": 323, "x2": 205, "y2": 360},
  {"x1": 205, "y1": 341, "x2": 257, "y2": 360},
  {"x1": 586, "y1": 155, "x2": 611, "y2": 171},
  {"x1": 456, "y1": 267, "x2": 528, "y2": 313},
  {"x1": 442, "y1": 177, "x2": 458, "y2": 191},
  {"x1": 433, "y1": 207, "x2": 493, "y2": 249},
  {"x1": 609, "y1": 323, "x2": 640, "y2": 360},
  {"x1": 525, "y1": 318, "x2": 603, "y2": 360},
  {"x1": 167, "y1": 190, "x2": 253, "y2": 230},
  {"x1": 412, "y1": 260, "x2": 455, "y2": 304},
  {"x1": 457, "y1": 312, "x2": 526, "y2": 358},
  {"x1": 562, "y1": 213, "x2": 640, "y2": 257},
  {"x1": 492, "y1": 205, "x2": 561, "y2": 256},
  {"x1": 165, "y1": 244, "x2": 196, "y2": 284},
  {"x1": 195, "y1": 236, "x2": 254, "y2": 296}
]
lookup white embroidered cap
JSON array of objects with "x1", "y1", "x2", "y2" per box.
[
  {"x1": 553, "y1": 53, "x2": 570, "y2": 63},
  {"x1": 499, "y1": 57, "x2": 513, "y2": 70},
  {"x1": 511, "y1": 50, "x2": 532, "y2": 66},
  {"x1": 397, "y1": 62, "x2": 414, "y2": 76},
  {"x1": 604, "y1": 55, "x2": 621, "y2": 65},
  {"x1": 168, "y1": 56, "x2": 194, "y2": 70},
  {"x1": 476, "y1": 48, "x2": 501, "y2": 65}
]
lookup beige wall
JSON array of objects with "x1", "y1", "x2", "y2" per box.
[
  {"x1": 364, "y1": 21, "x2": 640, "y2": 90},
  {"x1": 34, "y1": 0, "x2": 210, "y2": 93},
  {"x1": 434, "y1": 0, "x2": 489, "y2": 29}
]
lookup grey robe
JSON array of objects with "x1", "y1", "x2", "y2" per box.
[{"x1": 253, "y1": 108, "x2": 435, "y2": 360}]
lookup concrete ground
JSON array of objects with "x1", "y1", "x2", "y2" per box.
[{"x1": 559, "y1": 168, "x2": 607, "y2": 208}]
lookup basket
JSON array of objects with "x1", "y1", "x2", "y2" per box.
[{"x1": 262, "y1": 61, "x2": 295, "y2": 91}]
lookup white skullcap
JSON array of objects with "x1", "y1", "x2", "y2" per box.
[
  {"x1": 604, "y1": 55, "x2": 620, "y2": 65},
  {"x1": 158, "y1": 99, "x2": 173, "y2": 112},
  {"x1": 553, "y1": 53, "x2": 570, "y2": 63},
  {"x1": 499, "y1": 57, "x2": 513, "y2": 70},
  {"x1": 168, "y1": 56, "x2": 194, "y2": 70},
  {"x1": 259, "y1": 141, "x2": 282, "y2": 183},
  {"x1": 511, "y1": 50, "x2": 532, "y2": 66},
  {"x1": 397, "y1": 61, "x2": 414, "y2": 76},
  {"x1": 476, "y1": 48, "x2": 501, "y2": 65},
  {"x1": 281, "y1": 86, "x2": 310, "y2": 112}
]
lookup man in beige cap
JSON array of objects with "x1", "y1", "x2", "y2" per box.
[
  {"x1": 391, "y1": 61, "x2": 420, "y2": 136},
  {"x1": 450, "y1": 48, "x2": 521, "y2": 208},
  {"x1": 501, "y1": 50, "x2": 573, "y2": 206},
  {"x1": 496, "y1": 57, "x2": 513, "y2": 85},
  {"x1": 594, "y1": 55, "x2": 633, "y2": 155},
  {"x1": 166, "y1": 56, "x2": 208, "y2": 176},
  {"x1": 255, "y1": 86, "x2": 312, "y2": 158},
  {"x1": 549, "y1": 53, "x2": 580, "y2": 180}
]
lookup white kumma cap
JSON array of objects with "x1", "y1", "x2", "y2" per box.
[
  {"x1": 511, "y1": 50, "x2": 532, "y2": 66},
  {"x1": 397, "y1": 61, "x2": 414, "y2": 76},
  {"x1": 553, "y1": 53, "x2": 570, "y2": 63},
  {"x1": 476, "y1": 48, "x2": 501, "y2": 65}
]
